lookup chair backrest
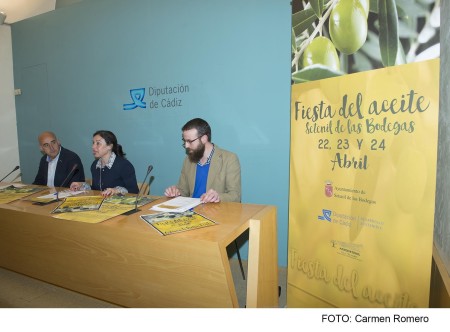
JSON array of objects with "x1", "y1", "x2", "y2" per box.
[{"x1": 137, "y1": 181, "x2": 150, "y2": 196}]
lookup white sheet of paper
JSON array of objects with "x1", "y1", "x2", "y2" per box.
[{"x1": 150, "y1": 196, "x2": 202, "y2": 213}]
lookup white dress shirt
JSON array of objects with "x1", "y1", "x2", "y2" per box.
[{"x1": 46, "y1": 150, "x2": 61, "y2": 187}]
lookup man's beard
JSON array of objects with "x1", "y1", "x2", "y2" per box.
[{"x1": 186, "y1": 143, "x2": 205, "y2": 163}]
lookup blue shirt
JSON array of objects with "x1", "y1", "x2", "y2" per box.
[
  {"x1": 192, "y1": 163, "x2": 210, "y2": 198},
  {"x1": 192, "y1": 145, "x2": 215, "y2": 198}
]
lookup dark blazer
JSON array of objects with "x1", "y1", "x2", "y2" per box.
[
  {"x1": 33, "y1": 146, "x2": 85, "y2": 187},
  {"x1": 90, "y1": 156, "x2": 139, "y2": 194}
]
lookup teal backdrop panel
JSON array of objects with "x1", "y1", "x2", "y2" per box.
[{"x1": 12, "y1": 0, "x2": 292, "y2": 266}]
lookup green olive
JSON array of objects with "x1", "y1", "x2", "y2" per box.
[
  {"x1": 302, "y1": 36, "x2": 340, "y2": 71},
  {"x1": 329, "y1": 0, "x2": 368, "y2": 55},
  {"x1": 359, "y1": 0, "x2": 370, "y2": 17}
]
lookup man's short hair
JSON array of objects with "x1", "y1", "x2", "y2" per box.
[{"x1": 182, "y1": 118, "x2": 212, "y2": 142}]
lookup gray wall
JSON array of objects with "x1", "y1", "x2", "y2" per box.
[
  {"x1": 0, "y1": 25, "x2": 20, "y2": 183},
  {"x1": 435, "y1": 0, "x2": 450, "y2": 274},
  {"x1": 12, "y1": 0, "x2": 292, "y2": 265}
]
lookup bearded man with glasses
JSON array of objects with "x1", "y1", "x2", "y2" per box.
[{"x1": 164, "y1": 118, "x2": 241, "y2": 203}]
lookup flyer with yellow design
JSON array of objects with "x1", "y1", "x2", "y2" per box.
[
  {"x1": 0, "y1": 185, "x2": 45, "y2": 204},
  {"x1": 288, "y1": 59, "x2": 439, "y2": 308},
  {"x1": 52, "y1": 195, "x2": 157, "y2": 223},
  {"x1": 51, "y1": 196, "x2": 104, "y2": 214},
  {"x1": 141, "y1": 210, "x2": 216, "y2": 236}
]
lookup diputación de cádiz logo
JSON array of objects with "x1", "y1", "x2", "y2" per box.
[
  {"x1": 123, "y1": 88, "x2": 146, "y2": 110},
  {"x1": 318, "y1": 209, "x2": 332, "y2": 222},
  {"x1": 122, "y1": 83, "x2": 190, "y2": 111}
]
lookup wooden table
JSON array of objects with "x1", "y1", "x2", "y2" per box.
[{"x1": 0, "y1": 187, "x2": 278, "y2": 308}]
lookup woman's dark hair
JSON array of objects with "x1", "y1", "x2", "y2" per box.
[
  {"x1": 182, "y1": 118, "x2": 212, "y2": 142},
  {"x1": 93, "y1": 130, "x2": 126, "y2": 157}
]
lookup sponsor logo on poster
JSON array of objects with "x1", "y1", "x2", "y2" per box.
[{"x1": 325, "y1": 180, "x2": 333, "y2": 197}]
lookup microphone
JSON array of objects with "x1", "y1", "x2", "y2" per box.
[
  {"x1": 56, "y1": 164, "x2": 78, "y2": 201},
  {"x1": 0, "y1": 165, "x2": 20, "y2": 182},
  {"x1": 124, "y1": 164, "x2": 153, "y2": 215}
]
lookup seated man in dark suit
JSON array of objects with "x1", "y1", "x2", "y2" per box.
[{"x1": 33, "y1": 131, "x2": 85, "y2": 188}]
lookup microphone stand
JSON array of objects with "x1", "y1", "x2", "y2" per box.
[
  {"x1": 0, "y1": 166, "x2": 20, "y2": 182},
  {"x1": 55, "y1": 164, "x2": 79, "y2": 201},
  {"x1": 123, "y1": 165, "x2": 153, "y2": 216},
  {"x1": 33, "y1": 164, "x2": 78, "y2": 205}
]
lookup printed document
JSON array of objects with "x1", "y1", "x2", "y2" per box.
[{"x1": 150, "y1": 196, "x2": 201, "y2": 213}]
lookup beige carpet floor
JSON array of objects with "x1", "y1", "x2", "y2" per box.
[{"x1": 0, "y1": 259, "x2": 286, "y2": 308}]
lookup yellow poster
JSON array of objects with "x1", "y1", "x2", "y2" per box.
[
  {"x1": 51, "y1": 196, "x2": 104, "y2": 214},
  {"x1": 52, "y1": 202, "x2": 135, "y2": 223},
  {"x1": 288, "y1": 59, "x2": 439, "y2": 308},
  {"x1": 0, "y1": 185, "x2": 45, "y2": 204},
  {"x1": 141, "y1": 211, "x2": 216, "y2": 236},
  {"x1": 52, "y1": 196, "x2": 157, "y2": 224}
]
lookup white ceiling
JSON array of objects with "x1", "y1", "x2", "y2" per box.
[{"x1": 0, "y1": 0, "x2": 55, "y2": 24}]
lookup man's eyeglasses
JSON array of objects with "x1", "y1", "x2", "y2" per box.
[{"x1": 182, "y1": 136, "x2": 202, "y2": 147}]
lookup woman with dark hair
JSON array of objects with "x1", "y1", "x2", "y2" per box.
[{"x1": 70, "y1": 130, "x2": 139, "y2": 196}]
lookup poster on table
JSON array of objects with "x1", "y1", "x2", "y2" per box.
[{"x1": 287, "y1": 58, "x2": 439, "y2": 307}]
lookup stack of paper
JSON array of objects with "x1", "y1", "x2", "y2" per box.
[
  {"x1": 150, "y1": 196, "x2": 201, "y2": 213},
  {"x1": 37, "y1": 190, "x2": 84, "y2": 200}
]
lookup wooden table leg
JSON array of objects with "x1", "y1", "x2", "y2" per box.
[{"x1": 246, "y1": 206, "x2": 278, "y2": 308}]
